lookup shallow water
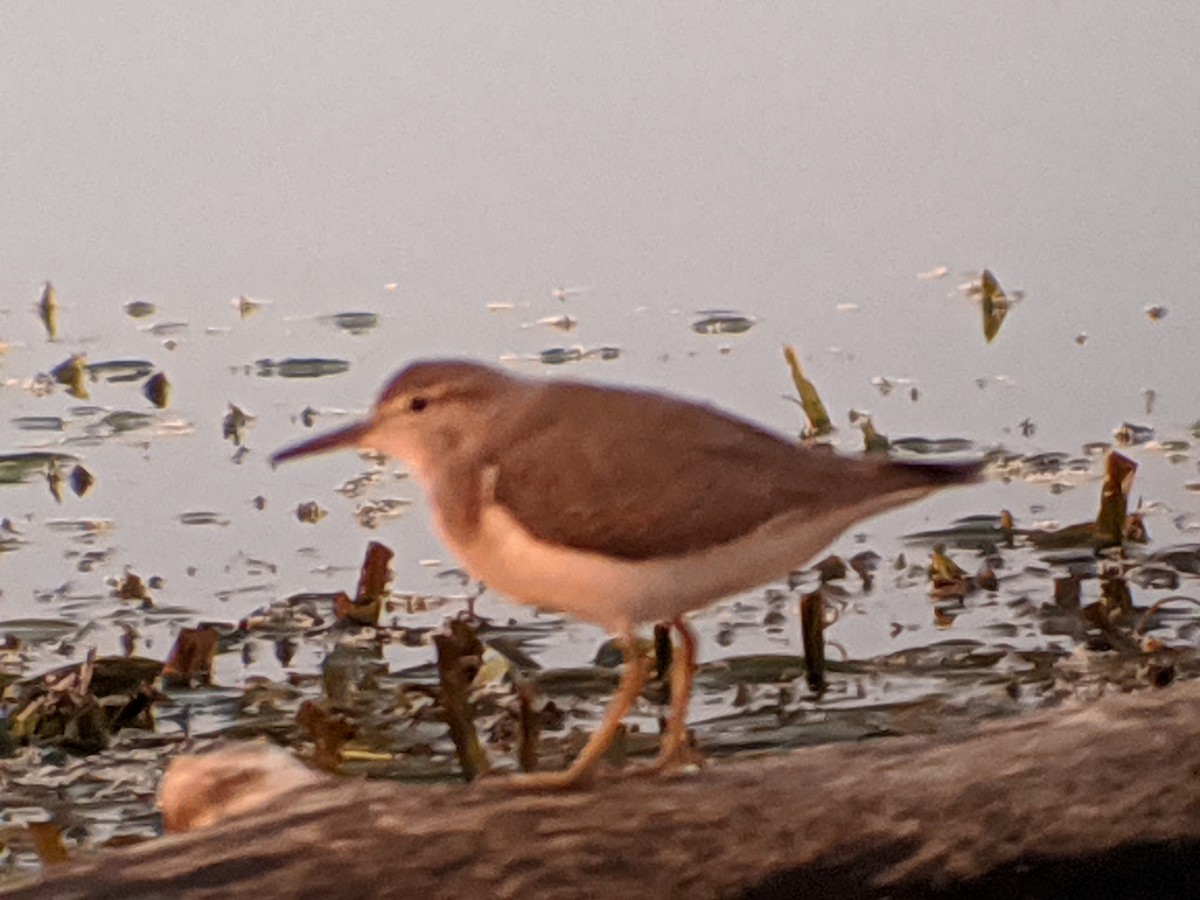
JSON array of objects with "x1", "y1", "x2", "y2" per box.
[{"x1": 0, "y1": 1, "x2": 1198, "y2": 879}]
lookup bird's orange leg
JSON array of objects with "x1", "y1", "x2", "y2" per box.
[
  {"x1": 510, "y1": 632, "x2": 649, "y2": 789},
  {"x1": 654, "y1": 616, "x2": 702, "y2": 771}
]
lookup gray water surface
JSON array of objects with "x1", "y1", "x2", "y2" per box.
[{"x1": 0, "y1": 3, "x2": 1196, "y2": 708}]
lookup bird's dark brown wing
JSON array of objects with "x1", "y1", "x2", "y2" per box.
[{"x1": 489, "y1": 382, "x2": 978, "y2": 561}]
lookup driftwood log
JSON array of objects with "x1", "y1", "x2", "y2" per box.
[{"x1": 10, "y1": 681, "x2": 1200, "y2": 899}]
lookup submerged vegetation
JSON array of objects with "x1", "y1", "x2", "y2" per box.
[{"x1": 0, "y1": 280, "x2": 1195, "y2": 880}]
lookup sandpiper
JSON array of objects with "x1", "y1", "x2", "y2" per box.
[{"x1": 272, "y1": 359, "x2": 981, "y2": 787}]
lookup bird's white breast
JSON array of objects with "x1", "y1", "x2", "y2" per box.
[{"x1": 432, "y1": 490, "x2": 896, "y2": 635}]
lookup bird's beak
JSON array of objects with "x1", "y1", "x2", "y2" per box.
[{"x1": 270, "y1": 420, "x2": 371, "y2": 468}]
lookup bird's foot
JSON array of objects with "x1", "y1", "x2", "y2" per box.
[
  {"x1": 620, "y1": 730, "x2": 703, "y2": 779},
  {"x1": 654, "y1": 741, "x2": 705, "y2": 776},
  {"x1": 506, "y1": 764, "x2": 598, "y2": 791}
]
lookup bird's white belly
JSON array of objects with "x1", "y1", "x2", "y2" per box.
[{"x1": 436, "y1": 500, "x2": 868, "y2": 634}]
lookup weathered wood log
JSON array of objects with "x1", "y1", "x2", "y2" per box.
[{"x1": 10, "y1": 682, "x2": 1200, "y2": 899}]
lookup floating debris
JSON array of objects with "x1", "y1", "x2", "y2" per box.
[
  {"x1": 46, "y1": 460, "x2": 64, "y2": 503},
  {"x1": 222, "y1": 404, "x2": 251, "y2": 446},
  {"x1": 536, "y1": 314, "x2": 578, "y2": 332},
  {"x1": 0, "y1": 618, "x2": 75, "y2": 643},
  {"x1": 783, "y1": 345, "x2": 832, "y2": 438},
  {"x1": 28, "y1": 821, "x2": 70, "y2": 866},
  {"x1": 234, "y1": 295, "x2": 266, "y2": 319},
  {"x1": 37, "y1": 281, "x2": 58, "y2": 341},
  {"x1": 869, "y1": 375, "x2": 917, "y2": 399},
  {"x1": 1150, "y1": 439, "x2": 1190, "y2": 455},
  {"x1": 538, "y1": 346, "x2": 583, "y2": 365},
  {"x1": 337, "y1": 471, "x2": 383, "y2": 499},
  {"x1": 354, "y1": 498, "x2": 410, "y2": 530},
  {"x1": 44, "y1": 517, "x2": 112, "y2": 537},
  {"x1": 322, "y1": 312, "x2": 379, "y2": 335},
  {"x1": 296, "y1": 501, "x2": 327, "y2": 524},
  {"x1": 12, "y1": 415, "x2": 65, "y2": 431},
  {"x1": 123, "y1": 300, "x2": 157, "y2": 319},
  {"x1": 1144, "y1": 304, "x2": 1168, "y2": 321},
  {"x1": 93, "y1": 410, "x2": 155, "y2": 435},
  {"x1": 142, "y1": 371, "x2": 170, "y2": 408},
  {"x1": 162, "y1": 627, "x2": 221, "y2": 688},
  {"x1": 68, "y1": 465, "x2": 95, "y2": 497},
  {"x1": 962, "y1": 269, "x2": 1012, "y2": 343},
  {"x1": 114, "y1": 569, "x2": 152, "y2": 606},
  {"x1": 551, "y1": 285, "x2": 591, "y2": 302},
  {"x1": 691, "y1": 311, "x2": 756, "y2": 335},
  {"x1": 178, "y1": 511, "x2": 230, "y2": 527},
  {"x1": 857, "y1": 416, "x2": 890, "y2": 453},
  {"x1": 513, "y1": 345, "x2": 620, "y2": 365},
  {"x1": 145, "y1": 321, "x2": 188, "y2": 337},
  {"x1": 1095, "y1": 452, "x2": 1139, "y2": 546},
  {"x1": 296, "y1": 700, "x2": 356, "y2": 773},
  {"x1": 918, "y1": 266, "x2": 949, "y2": 281},
  {"x1": 7, "y1": 652, "x2": 162, "y2": 755},
  {"x1": 87, "y1": 359, "x2": 155, "y2": 383},
  {"x1": 275, "y1": 637, "x2": 298, "y2": 667},
  {"x1": 928, "y1": 544, "x2": 968, "y2": 589},
  {"x1": 1113, "y1": 422, "x2": 1154, "y2": 446},
  {"x1": 1025, "y1": 452, "x2": 1142, "y2": 550},
  {"x1": 0, "y1": 452, "x2": 76, "y2": 485},
  {"x1": 799, "y1": 589, "x2": 826, "y2": 693},
  {"x1": 120, "y1": 624, "x2": 138, "y2": 656},
  {"x1": 335, "y1": 541, "x2": 393, "y2": 626},
  {"x1": 889, "y1": 437, "x2": 976, "y2": 455},
  {"x1": 255, "y1": 358, "x2": 350, "y2": 379},
  {"x1": 849, "y1": 551, "x2": 880, "y2": 590},
  {"x1": 906, "y1": 514, "x2": 1014, "y2": 552},
  {"x1": 51, "y1": 354, "x2": 89, "y2": 400},
  {"x1": 434, "y1": 619, "x2": 489, "y2": 782},
  {"x1": 583, "y1": 346, "x2": 620, "y2": 361}
]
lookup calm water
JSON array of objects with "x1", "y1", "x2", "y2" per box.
[
  {"x1": 1, "y1": 4, "x2": 1197, "y2": 684},
  {"x1": 0, "y1": 5, "x2": 1198, "y2": 875}
]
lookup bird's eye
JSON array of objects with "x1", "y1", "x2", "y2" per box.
[{"x1": 409, "y1": 396, "x2": 429, "y2": 413}]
